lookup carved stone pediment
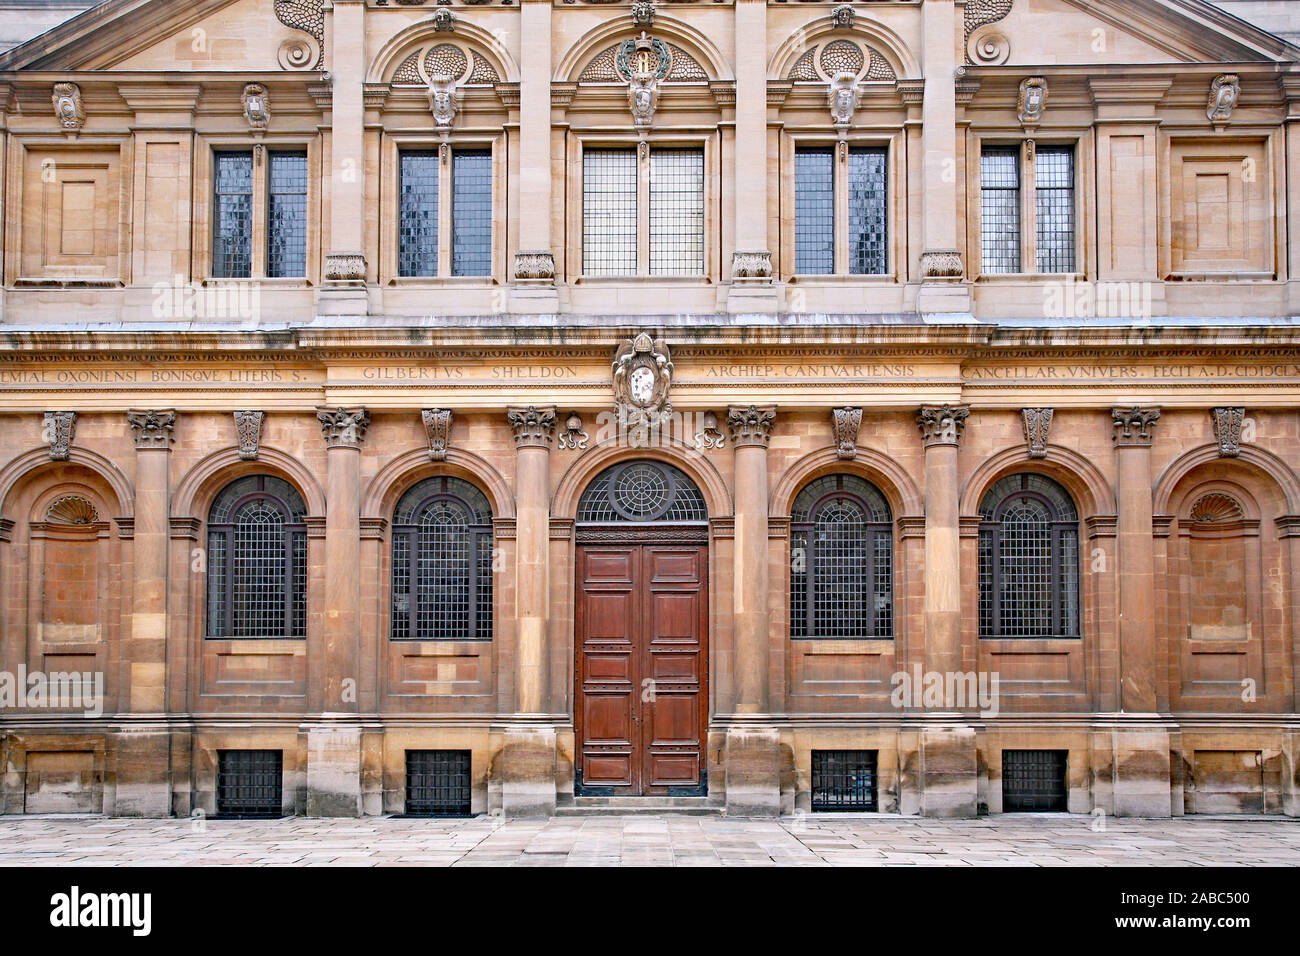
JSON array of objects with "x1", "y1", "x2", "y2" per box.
[{"x1": 612, "y1": 332, "x2": 673, "y2": 431}]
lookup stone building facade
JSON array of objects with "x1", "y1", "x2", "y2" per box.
[{"x1": 0, "y1": 0, "x2": 1299, "y2": 819}]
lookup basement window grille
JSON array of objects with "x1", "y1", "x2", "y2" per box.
[
  {"x1": 811, "y1": 750, "x2": 878, "y2": 811},
  {"x1": 216, "y1": 750, "x2": 283, "y2": 818},
  {"x1": 405, "y1": 750, "x2": 472, "y2": 817},
  {"x1": 1002, "y1": 749, "x2": 1068, "y2": 811}
]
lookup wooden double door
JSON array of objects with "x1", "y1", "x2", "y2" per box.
[{"x1": 575, "y1": 544, "x2": 708, "y2": 795}]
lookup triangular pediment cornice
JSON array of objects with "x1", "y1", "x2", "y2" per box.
[
  {"x1": 1057, "y1": 0, "x2": 1300, "y2": 63},
  {"x1": 0, "y1": 0, "x2": 246, "y2": 72}
]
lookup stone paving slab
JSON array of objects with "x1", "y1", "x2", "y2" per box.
[{"x1": 0, "y1": 814, "x2": 1296, "y2": 866}]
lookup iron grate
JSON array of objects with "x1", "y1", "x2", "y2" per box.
[
  {"x1": 405, "y1": 750, "x2": 472, "y2": 817},
  {"x1": 811, "y1": 750, "x2": 878, "y2": 811},
  {"x1": 1002, "y1": 749, "x2": 1068, "y2": 811},
  {"x1": 216, "y1": 750, "x2": 283, "y2": 818}
]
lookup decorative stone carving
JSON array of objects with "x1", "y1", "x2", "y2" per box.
[
  {"x1": 274, "y1": 0, "x2": 324, "y2": 43},
  {"x1": 613, "y1": 333, "x2": 674, "y2": 432},
  {"x1": 964, "y1": 0, "x2": 1013, "y2": 63},
  {"x1": 966, "y1": 27, "x2": 1009, "y2": 66},
  {"x1": 727, "y1": 405, "x2": 777, "y2": 448},
  {"x1": 828, "y1": 72, "x2": 860, "y2": 150},
  {"x1": 557, "y1": 413, "x2": 589, "y2": 451},
  {"x1": 731, "y1": 250, "x2": 773, "y2": 280},
  {"x1": 1017, "y1": 76, "x2": 1047, "y2": 126},
  {"x1": 52, "y1": 83, "x2": 85, "y2": 133},
  {"x1": 622, "y1": 33, "x2": 667, "y2": 135},
  {"x1": 832, "y1": 406, "x2": 863, "y2": 460},
  {"x1": 278, "y1": 36, "x2": 319, "y2": 70},
  {"x1": 324, "y1": 254, "x2": 367, "y2": 281},
  {"x1": 920, "y1": 250, "x2": 964, "y2": 278},
  {"x1": 1111, "y1": 406, "x2": 1161, "y2": 447},
  {"x1": 127, "y1": 409, "x2": 176, "y2": 449},
  {"x1": 1190, "y1": 492, "x2": 1244, "y2": 523},
  {"x1": 514, "y1": 250, "x2": 556, "y2": 281},
  {"x1": 631, "y1": 0, "x2": 655, "y2": 26},
  {"x1": 432, "y1": 7, "x2": 456, "y2": 32},
  {"x1": 831, "y1": 4, "x2": 855, "y2": 30},
  {"x1": 43, "y1": 411, "x2": 76, "y2": 461},
  {"x1": 507, "y1": 405, "x2": 557, "y2": 448},
  {"x1": 316, "y1": 407, "x2": 370, "y2": 448},
  {"x1": 917, "y1": 404, "x2": 970, "y2": 447},
  {"x1": 233, "y1": 410, "x2": 265, "y2": 461},
  {"x1": 242, "y1": 83, "x2": 271, "y2": 131},
  {"x1": 694, "y1": 410, "x2": 725, "y2": 451},
  {"x1": 1208, "y1": 73, "x2": 1240, "y2": 123},
  {"x1": 430, "y1": 74, "x2": 458, "y2": 130},
  {"x1": 1211, "y1": 406, "x2": 1245, "y2": 458},
  {"x1": 422, "y1": 408, "x2": 453, "y2": 461},
  {"x1": 47, "y1": 495, "x2": 98, "y2": 526},
  {"x1": 786, "y1": 39, "x2": 896, "y2": 83},
  {"x1": 1021, "y1": 407, "x2": 1054, "y2": 458}
]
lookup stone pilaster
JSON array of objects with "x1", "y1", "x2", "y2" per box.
[
  {"x1": 320, "y1": 0, "x2": 369, "y2": 315},
  {"x1": 1109, "y1": 405, "x2": 1171, "y2": 816},
  {"x1": 509, "y1": 0, "x2": 559, "y2": 313},
  {"x1": 916, "y1": 0, "x2": 969, "y2": 314},
  {"x1": 724, "y1": 404, "x2": 779, "y2": 816},
  {"x1": 504, "y1": 405, "x2": 557, "y2": 817},
  {"x1": 308, "y1": 406, "x2": 368, "y2": 817},
  {"x1": 118, "y1": 409, "x2": 175, "y2": 817},
  {"x1": 916, "y1": 403, "x2": 975, "y2": 818},
  {"x1": 726, "y1": 0, "x2": 777, "y2": 313}
]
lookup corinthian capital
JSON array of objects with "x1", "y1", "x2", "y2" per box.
[
  {"x1": 917, "y1": 404, "x2": 969, "y2": 447},
  {"x1": 127, "y1": 409, "x2": 176, "y2": 449},
  {"x1": 1111, "y1": 406, "x2": 1160, "y2": 447},
  {"x1": 317, "y1": 406, "x2": 370, "y2": 448},
  {"x1": 727, "y1": 405, "x2": 776, "y2": 448},
  {"x1": 507, "y1": 405, "x2": 556, "y2": 448}
]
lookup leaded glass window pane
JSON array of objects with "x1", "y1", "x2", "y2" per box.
[
  {"x1": 268, "y1": 151, "x2": 308, "y2": 278},
  {"x1": 790, "y1": 475, "x2": 892, "y2": 640},
  {"x1": 391, "y1": 476, "x2": 493, "y2": 641},
  {"x1": 978, "y1": 473, "x2": 1080, "y2": 639},
  {"x1": 583, "y1": 149, "x2": 637, "y2": 277},
  {"x1": 213, "y1": 152, "x2": 253, "y2": 279},
  {"x1": 848, "y1": 147, "x2": 888, "y2": 275},
  {"x1": 981, "y1": 147, "x2": 1021, "y2": 274},
  {"x1": 576, "y1": 461, "x2": 708, "y2": 524},
  {"x1": 1035, "y1": 146, "x2": 1076, "y2": 274},
  {"x1": 795, "y1": 148, "x2": 834, "y2": 274},
  {"x1": 399, "y1": 151, "x2": 439, "y2": 277},
  {"x1": 452, "y1": 150, "x2": 492, "y2": 277},
  {"x1": 206, "y1": 475, "x2": 308, "y2": 639},
  {"x1": 649, "y1": 149, "x2": 704, "y2": 276}
]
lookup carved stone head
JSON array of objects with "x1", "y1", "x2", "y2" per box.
[{"x1": 242, "y1": 83, "x2": 271, "y2": 130}]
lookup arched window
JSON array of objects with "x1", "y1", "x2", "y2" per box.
[
  {"x1": 576, "y1": 461, "x2": 708, "y2": 524},
  {"x1": 978, "y1": 474, "x2": 1079, "y2": 639},
  {"x1": 391, "y1": 476, "x2": 494, "y2": 641},
  {"x1": 207, "y1": 475, "x2": 307, "y2": 638},
  {"x1": 790, "y1": 474, "x2": 893, "y2": 639}
]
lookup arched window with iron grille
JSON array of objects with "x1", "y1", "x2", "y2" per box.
[
  {"x1": 790, "y1": 474, "x2": 893, "y2": 640},
  {"x1": 391, "y1": 476, "x2": 494, "y2": 641},
  {"x1": 206, "y1": 475, "x2": 307, "y2": 638},
  {"x1": 978, "y1": 473, "x2": 1080, "y2": 639}
]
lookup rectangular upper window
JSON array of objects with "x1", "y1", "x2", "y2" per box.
[
  {"x1": 794, "y1": 146, "x2": 888, "y2": 276},
  {"x1": 212, "y1": 149, "x2": 308, "y2": 280},
  {"x1": 582, "y1": 146, "x2": 704, "y2": 278},
  {"x1": 398, "y1": 147, "x2": 493, "y2": 278},
  {"x1": 980, "y1": 143, "x2": 1078, "y2": 276}
]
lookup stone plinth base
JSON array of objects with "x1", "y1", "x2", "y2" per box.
[
  {"x1": 507, "y1": 283, "x2": 561, "y2": 314},
  {"x1": 724, "y1": 726, "x2": 780, "y2": 817},
  {"x1": 315, "y1": 286, "x2": 370, "y2": 316},
  {"x1": 1281, "y1": 730, "x2": 1300, "y2": 817},
  {"x1": 111, "y1": 731, "x2": 172, "y2": 817},
  {"x1": 726, "y1": 282, "x2": 781, "y2": 315},
  {"x1": 1093, "y1": 725, "x2": 1173, "y2": 818},
  {"x1": 305, "y1": 725, "x2": 363, "y2": 817},
  {"x1": 920, "y1": 726, "x2": 978, "y2": 818},
  {"x1": 914, "y1": 281, "x2": 972, "y2": 317},
  {"x1": 501, "y1": 728, "x2": 557, "y2": 818}
]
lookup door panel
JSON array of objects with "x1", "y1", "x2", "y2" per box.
[{"x1": 577, "y1": 544, "x2": 707, "y2": 795}]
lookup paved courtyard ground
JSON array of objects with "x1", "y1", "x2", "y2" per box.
[{"x1": 0, "y1": 814, "x2": 1297, "y2": 866}]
